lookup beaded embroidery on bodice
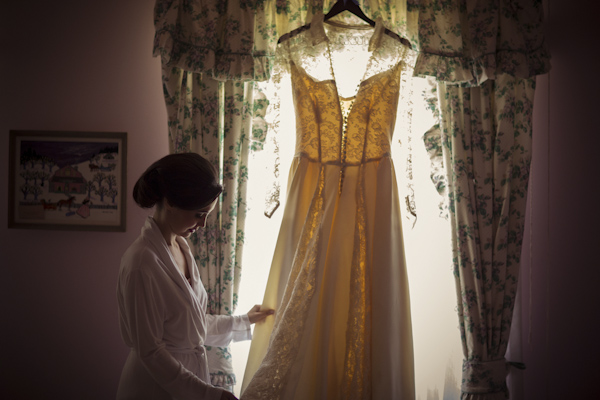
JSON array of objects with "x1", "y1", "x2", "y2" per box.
[{"x1": 276, "y1": 16, "x2": 410, "y2": 168}]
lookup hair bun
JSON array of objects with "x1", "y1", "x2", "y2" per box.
[
  {"x1": 133, "y1": 153, "x2": 223, "y2": 211},
  {"x1": 133, "y1": 167, "x2": 162, "y2": 208}
]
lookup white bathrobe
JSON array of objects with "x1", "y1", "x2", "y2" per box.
[{"x1": 117, "y1": 217, "x2": 250, "y2": 400}]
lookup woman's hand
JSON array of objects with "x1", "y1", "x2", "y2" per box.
[
  {"x1": 220, "y1": 389, "x2": 238, "y2": 400},
  {"x1": 247, "y1": 304, "x2": 274, "y2": 324}
]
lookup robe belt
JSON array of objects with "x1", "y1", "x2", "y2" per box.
[{"x1": 166, "y1": 345, "x2": 206, "y2": 359}]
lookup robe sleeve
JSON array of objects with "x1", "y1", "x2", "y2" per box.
[
  {"x1": 205, "y1": 314, "x2": 251, "y2": 346},
  {"x1": 120, "y1": 262, "x2": 224, "y2": 400}
]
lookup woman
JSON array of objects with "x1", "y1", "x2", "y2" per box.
[{"x1": 117, "y1": 153, "x2": 272, "y2": 400}]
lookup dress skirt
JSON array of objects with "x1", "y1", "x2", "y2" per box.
[{"x1": 242, "y1": 154, "x2": 414, "y2": 400}]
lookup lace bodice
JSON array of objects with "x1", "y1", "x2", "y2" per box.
[{"x1": 274, "y1": 14, "x2": 414, "y2": 165}]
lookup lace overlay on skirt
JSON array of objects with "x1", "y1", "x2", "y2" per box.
[
  {"x1": 341, "y1": 163, "x2": 371, "y2": 399},
  {"x1": 244, "y1": 165, "x2": 325, "y2": 397}
]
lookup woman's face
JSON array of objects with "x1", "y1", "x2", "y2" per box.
[{"x1": 166, "y1": 198, "x2": 218, "y2": 238}]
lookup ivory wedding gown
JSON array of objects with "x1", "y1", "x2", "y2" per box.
[{"x1": 242, "y1": 12, "x2": 415, "y2": 400}]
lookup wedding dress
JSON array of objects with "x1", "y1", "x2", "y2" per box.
[{"x1": 242, "y1": 12, "x2": 415, "y2": 400}]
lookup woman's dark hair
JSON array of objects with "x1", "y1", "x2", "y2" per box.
[{"x1": 133, "y1": 153, "x2": 223, "y2": 210}]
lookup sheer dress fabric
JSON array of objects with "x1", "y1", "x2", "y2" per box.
[
  {"x1": 242, "y1": 13, "x2": 415, "y2": 400},
  {"x1": 116, "y1": 217, "x2": 251, "y2": 400}
]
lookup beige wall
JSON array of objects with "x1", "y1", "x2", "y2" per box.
[{"x1": 0, "y1": 1, "x2": 168, "y2": 398}]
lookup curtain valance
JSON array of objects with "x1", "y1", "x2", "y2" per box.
[
  {"x1": 410, "y1": 0, "x2": 550, "y2": 85},
  {"x1": 153, "y1": 0, "x2": 550, "y2": 84},
  {"x1": 153, "y1": 0, "x2": 317, "y2": 81}
]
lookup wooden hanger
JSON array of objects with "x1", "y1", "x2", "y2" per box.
[
  {"x1": 278, "y1": 0, "x2": 410, "y2": 47},
  {"x1": 324, "y1": 0, "x2": 375, "y2": 27}
]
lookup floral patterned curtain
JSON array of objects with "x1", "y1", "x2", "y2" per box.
[
  {"x1": 158, "y1": 64, "x2": 255, "y2": 389},
  {"x1": 154, "y1": 0, "x2": 549, "y2": 84},
  {"x1": 153, "y1": 0, "x2": 550, "y2": 396},
  {"x1": 435, "y1": 75, "x2": 536, "y2": 399},
  {"x1": 414, "y1": 1, "x2": 549, "y2": 398},
  {"x1": 153, "y1": 0, "x2": 321, "y2": 81}
]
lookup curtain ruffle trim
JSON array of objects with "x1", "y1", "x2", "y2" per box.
[
  {"x1": 414, "y1": 41, "x2": 551, "y2": 85},
  {"x1": 210, "y1": 371, "x2": 236, "y2": 388},
  {"x1": 461, "y1": 358, "x2": 526, "y2": 398},
  {"x1": 153, "y1": 29, "x2": 274, "y2": 82},
  {"x1": 206, "y1": 345, "x2": 236, "y2": 388},
  {"x1": 154, "y1": 27, "x2": 550, "y2": 86}
]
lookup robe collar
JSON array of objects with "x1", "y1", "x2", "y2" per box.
[{"x1": 141, "y1": 216, "x2": 203, "y2": 307}]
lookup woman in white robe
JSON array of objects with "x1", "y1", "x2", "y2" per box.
[{"x1": 117, "y1": 153, "x2": 273, "y2": 400}]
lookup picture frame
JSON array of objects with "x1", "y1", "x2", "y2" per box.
[{"x1": 8, "y1": 130, "x2": 127, "y2": 232}]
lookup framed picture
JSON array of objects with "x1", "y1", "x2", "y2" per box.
[{"x1": 8, "y1": 130, "x2": 127, "y2": 232}]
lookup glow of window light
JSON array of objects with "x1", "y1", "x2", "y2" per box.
[{"x1": 232, "y1": 69, "x2": 461, "y2": 399}]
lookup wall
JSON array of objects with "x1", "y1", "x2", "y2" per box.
[
  {"x1": 520, "y1": 0, "x2": 600, "y2": 398},
  {"x1": 1, "y1": 1, "x2": 598, "y2": 399},
  {"x1": 0, "y1": 1, "x2": 168, "y2": 399}
]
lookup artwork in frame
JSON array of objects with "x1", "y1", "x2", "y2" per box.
[{"x1": 8, "y1": 130, "x2": 127, "y2": 232}]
